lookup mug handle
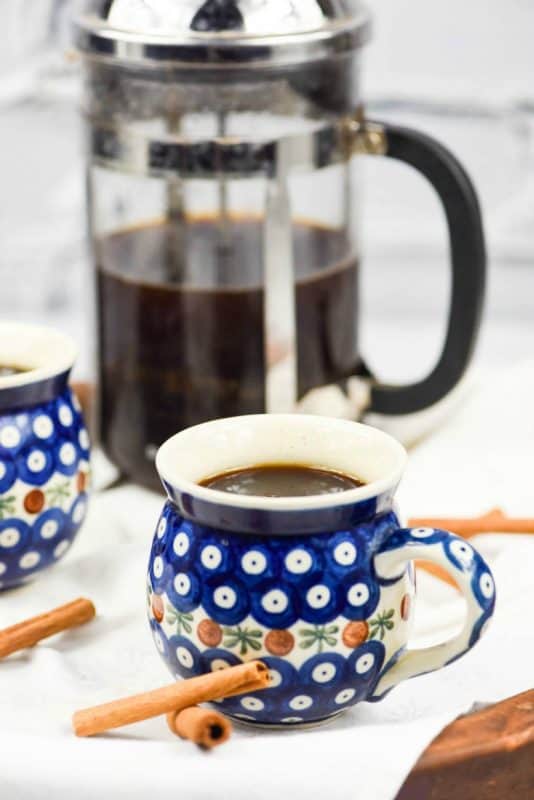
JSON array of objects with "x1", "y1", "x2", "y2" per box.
[
  {"x1": 356, "y1": 121, "x2": 486, "y2": 415},
  {"x1": 370, "y1": 526, "x2": 496, "y2": 699}
]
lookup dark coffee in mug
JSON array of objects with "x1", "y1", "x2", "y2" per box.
[{"x1": 199, "y1": 464, "x2": 364, "y2": 497}]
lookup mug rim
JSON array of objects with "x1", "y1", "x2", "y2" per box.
[
  {"x1": 0, "y1": 322, "x2": 77, "y2": 391},
  {"x1": 156, "y1": 414, "x2": 407, "y2": 513}
]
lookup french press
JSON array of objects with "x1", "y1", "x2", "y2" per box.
[{"x1": 75, "y1": 1, "x2": 485, "y2": 490}]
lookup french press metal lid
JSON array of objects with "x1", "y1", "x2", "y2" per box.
[{"x1": 75, "y1": 1, "x2": 371, "y2": 68}]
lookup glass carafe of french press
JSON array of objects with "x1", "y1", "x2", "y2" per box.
[{"x1": 75, "y1": 1, "x2": 485, "y2": 490}]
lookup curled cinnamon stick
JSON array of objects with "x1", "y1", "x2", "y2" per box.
[
  {"x1": 0, "y1": 598, "x2": 96, "y2": 659},
  {"x1": 73, "y1": 660, "x2": 269, "y2": 737},
  {"x1": 167, "y1": 706, "x2": 232, "y2": 748}
]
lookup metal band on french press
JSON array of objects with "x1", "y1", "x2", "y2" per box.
[{"x1": 87, "y1": 119, "x2": 385, "y2": 179}]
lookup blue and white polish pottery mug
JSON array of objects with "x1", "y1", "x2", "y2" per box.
[
  {"x1": 0, "y1": 323, "x2": 91, "y2": 590},
  {"x1": 147, "y1": 415, "x2": 495, "y2": 727}
]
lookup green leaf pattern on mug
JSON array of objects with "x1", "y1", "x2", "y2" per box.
[
  {"x1": 166, "y1": 606, "x2": 194, "y2": 635},
  {"x1": 46, "y1": 480, "x2": 72, "y2": 508},
  {"x1": 369, "y1": 609, "x2": 395, "y2": 641},
  {"x1": 298, "y1": 624, "x2": 339, "y2": 653},
  {"x1": 223, "y1": 625, "x2": 263, "y2": 655},
  {"x1": 0, "y1": 495, "x2": 16, "y2": 519}
]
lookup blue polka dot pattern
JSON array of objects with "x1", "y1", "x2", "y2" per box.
[
  {"x1": 346, "y1": 640, "x2": 385, "y2": 690},
  {"x1": 0, "y1": 387, "x2": 90, "y2": 590},
  {"x1": 205, "y1": 646, "x2": 382, "y2": 725},
  {"x1": 325, "y1": 531, "x2": 365, "y2": 575},
  {"x1": 341, "y1": 571, "x2": 380, "y2": 620},
  {"x1": 196, "y1": 536, "x2": 233, "y2": 576},
  {"x1": 167, "y1": 570, "x2": 202, "y2": 612},
  {"x1": 443, "y1": 536, "x2": 475, "y2": 572},
  {"x1": 55, "y1": 442, "x2": 81, "y2": 478},
  {"x1": 260, "y1": 656, "x2": 299, "y2": 694},
  {"x1": 202, "y1": 577, "x2": 250, "y2": 625},
  {"x1": 0, "y1": 518, "x2": 31, "y2": 553},
  {"x1": 250, "y1": 582, "x2": 299, "y2": 629},
  {"x1": 380, "y1": 526, "x2": 446, "y2": 552},
  {"x1": 32, "y1": 508, "x2": 68, "y2": 546},
  {"x1": 147, "y1": 503, "x2": 402, "y2": 724},
  {"x1": 281, "y1": 545, "x2": 321, "y2": 584},
  {"x1": 471, "y1": 568, "x2": 496, "y2": 613},
  {"x1": 236, "y1": 543, "x2": 274, "y2": 585},
  {"x1": 150, "y1": 619, "x2": 171, "y2": 661},
  {"x1": 0, "y1": 458, "x2": 16, "y2": 493},
  {"x1": 300, "y1": 652, "x2": 348, "y2": 690},
  {"x1": 299, "y1": 580, "x2": 342, "y2": 624},
  {"x1": 16, "y1": 445, "x2": 55, "y2": 485},
  {"x1": 219, "y1": 691, "x2": 276, "y2": 722},
  {"x1": 468, "y1": 608, "x2": 493, "y2": 649},
  {"x1": 168, "y1": 635, "x2": 203, "y2": 678},
  {"x1": 69, "y1": 494, "x2": 89, "y2": 528},
  {"x1": 148, "y1": 507, "x2": 495, "y2": 726},
  {"x1": 201, "y1": 648, "x2": 242, "y2": 673},
  {"x1": 148, "y1": 502, "x2": 393, "y2": 631}
]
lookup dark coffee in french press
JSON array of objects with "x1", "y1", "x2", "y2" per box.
[
  {"x1": 97, "y1": 218, "x2": 358, "y2": 487},
  {"x1": 77, "y1": 2, "x2": 485, "y2": 491}
]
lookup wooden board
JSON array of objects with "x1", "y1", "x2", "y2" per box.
[{"x1": 396, "y1": 689, "x2": 534, "y2": 799}]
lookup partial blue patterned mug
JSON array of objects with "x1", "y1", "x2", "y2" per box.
[
  {"x1": 147, "y1": 415, "x2": 495, "y2": 728},
  {"x1": 0, "y1": 323, "x2": 90, "y2": 589}
]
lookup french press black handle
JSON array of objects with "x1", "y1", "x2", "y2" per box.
[{"x1": 366, "y1": 122, "x2": 486, "y2": 415}]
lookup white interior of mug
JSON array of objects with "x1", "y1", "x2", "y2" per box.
[
  {"x1": 156, "y1": 414, "x2": 407, "y2": 510},
  {"x1": 0, "y1": 322, "x2": 77, "y2": 389}
]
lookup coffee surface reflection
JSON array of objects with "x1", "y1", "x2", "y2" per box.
[{"x1": 199, "y1": 464, "x2": 364, "y2": 497}]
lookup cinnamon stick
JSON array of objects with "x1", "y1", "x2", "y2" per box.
[
  {"x1": 408, "y1": 507, "x2": 534, "y2": 538},
  {"x1": 167, "y1": 706, "x2": 232, "y2": 748},
  {"x1": 0, "y1": 598, "x2": 96, "y2": 659},
  {"x1": 409, "y1": 507, "x2": 534, "y2": 588},
  {"x1": 73, "y1": 660, "x2": 269, "y2": 737}
]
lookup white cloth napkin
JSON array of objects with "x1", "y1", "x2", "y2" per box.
[{"x1": 1, "y1": 363, "x2": 533, "y2": 800}]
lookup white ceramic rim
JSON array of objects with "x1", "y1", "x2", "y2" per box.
[
  {"x1": 156, "y1": 414, "x2": 407, "y2": 511},
  {"x1": 0, "y1": 322, "x2": 77, "y2": 389}
]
